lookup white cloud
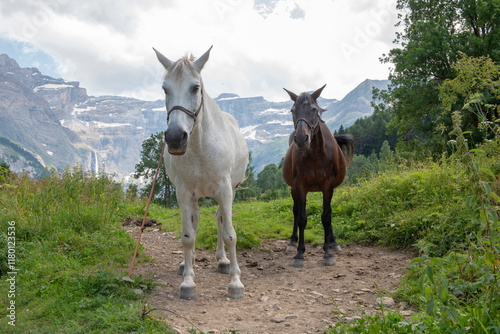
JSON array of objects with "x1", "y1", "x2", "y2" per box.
[{"x1": 0, "y1": 0, "x2": 400, "y2": 102}]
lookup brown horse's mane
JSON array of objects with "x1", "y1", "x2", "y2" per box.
[{"x1": 296, "y1": 93, "x2": 326, "y2": 113}]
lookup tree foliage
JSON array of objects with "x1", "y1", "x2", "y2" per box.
[
  {"x1": 336, "y1": 108, "x2": 398, "y2": 157},
  {"x1": 379, "y1": 0, "x2": 500, "y2": 151},
  {"x1": 0, "y1": 162, "x2": 11, "y2": 183},
  {"x1": 134, "y1": 132, "x2": 175, "y2": 207},
  {"x1": 236, "y1": 151, "x2": 261, "y2": 201},
  {"x1": 439, "y1": 52, "x2": 500, "y2": 141}
]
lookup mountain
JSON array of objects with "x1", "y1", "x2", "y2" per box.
[
  {"x1": 250, "y1": 79, "x2": 390, "y2": 172},
  {"x1": 0, "y1": 54, "x2": 167, "y2": 181},
  {"x1": 214, "y1": 93, "x2": 337, "y2": 151},
  {"x1": 0, "y1": 54, "x2": 388, "y2": 179},
  {"x1": 0, "y1": 54, "x2": 84, "y2": 176}
]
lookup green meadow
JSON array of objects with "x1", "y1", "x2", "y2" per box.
[{"x1": 1, "y1": 131, "x2": 498, "y2": 333}]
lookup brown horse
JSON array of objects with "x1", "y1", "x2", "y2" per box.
[{"x1": 282, "y1": 85, "x2": 355, "y2": 267}]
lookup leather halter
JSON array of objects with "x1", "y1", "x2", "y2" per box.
[
  {"x1": 167, "y1": 93, "x2": 204, "y2": 123},
  {"x1": 293, "y1": 112, "x2": 324, "y2": 135}
]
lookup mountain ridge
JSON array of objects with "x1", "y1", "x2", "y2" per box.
[{"x1": 0, "y1": 54, "x2": 389, "y2": 179}]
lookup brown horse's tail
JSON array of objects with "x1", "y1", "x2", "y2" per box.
[{"x1": 335, "y1": 134, "x2": 355, "y2": 167}]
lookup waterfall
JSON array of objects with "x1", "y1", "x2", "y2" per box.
[{"x1": 94, "y1": 151, "x2": 98, "y2": 173}]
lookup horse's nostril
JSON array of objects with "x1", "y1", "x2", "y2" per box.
[
  {"x1": 294, "y1": 135, "x2": 309, "y2": 145},
  {"x1": 182, "y1": 131, "x2": 188, "y2": 141}
]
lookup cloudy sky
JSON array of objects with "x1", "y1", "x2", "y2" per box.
[{"x1": 0, "y1": 0, "x2": 400, "y2": 102}]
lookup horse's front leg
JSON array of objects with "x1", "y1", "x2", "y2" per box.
[
  {"x1": 215, "y1": 181, "x2": 244, "y2": 299},
  {"x1": 177, "y1": 188, "x2": 200, "y2": 300},
  {"x1": 286, "y1": 198, "x2": 299, "y2": 253},
  {"x1": 321, "y1": 188, "x2": 342, "y2": 266},
  {"x1": 291, "y1": 187, "x2": 307, "y2": 267},
  {"x1": 216, "y1": 206, "x2": 230, "y2": 274}
]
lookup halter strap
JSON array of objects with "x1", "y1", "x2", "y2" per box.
[
  {"x1": 294, "y1": 115, "x2": 324, "y2": 135},
  {"x1": 167, "y1": 93, "x2": 204, "y2": 123}
]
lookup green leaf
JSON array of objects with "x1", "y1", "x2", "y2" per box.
[
  {"x1": 485, "y1": 250, "x2": 500, "y2": 267},
  {"x1": 424, "y1": 285, "x2": 432, "y2": 300},
  {"x1": 479, "y1": 168, "x2": 496, "y2": 180},
  {"x1": 473, "y1": 160, "x2": 480, "y2": 172},
  {"x1": 446, "y1": 307, "x2": 461, "y2": 324},
  {"x1": 438, "y1": 286, "x2": 449, "y2": 303},
  {"x1": 426, "y1": 266, "x2": 435, "y2": 285},
  {"x1": 481, "y1": 181, "x2": 492, "y2": 197},
  {"x1": 486, "y1": 208, "x2": 499, "y2": 224},
  {"x1": 466, "y1": 195, "x2": 476, "y2": 210},
  {"x1": 426, "y1": 298, "x2": 435, "y2": 316},
  {"x1": 419, "y1": 275, "x2": 425, "y2": 292}
]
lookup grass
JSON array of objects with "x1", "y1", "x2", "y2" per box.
[
  {"x1": 0, "y1": 166, "x2": 173, "y2": 333},
  {"x1": 325, "y1": 115, "x2": 500, "y2": 333},
  {"x1": 148, "y1": 135, "x2": 499, "y2": 333},
  {"x1": 149, "y1": 160, "x2": 474, "y2": 259},
  {"x1": 1, "y1": 129, "x2": 498, "y2": 333}
]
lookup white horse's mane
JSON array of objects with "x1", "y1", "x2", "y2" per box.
[{"x1": 164, "y1": 55, "x2": 197, "y2": 81}]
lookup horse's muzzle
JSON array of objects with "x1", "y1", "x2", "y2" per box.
[
  {"x1": 294, "y1": 134, "x2": 310, "y2": 152},
  {"x1": 165, "y1": 129, "x2": 188, "y2": 155}
]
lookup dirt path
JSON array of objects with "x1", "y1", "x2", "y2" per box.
[{"x1": 126, "y1": 224, "x2": 414, "y2": 334}]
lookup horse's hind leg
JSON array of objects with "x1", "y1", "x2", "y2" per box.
[{"x1": 216, "y1": 207, "x2": 230, "y2": 274}]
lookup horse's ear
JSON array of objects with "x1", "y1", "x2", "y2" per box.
[
  {"x1": 283, "y1": 88, "x2": 298, "y2": 103},
  {"x1": 153, "y1": 48, "x2": 173, "y2": 70},
  {"x1": 193, "y1": 46, "x2": 213, "y2": 72},
  {"x1": 311, "y1": 84, "x2": 326, "y2": 101}
]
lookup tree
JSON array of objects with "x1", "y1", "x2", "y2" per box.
[
  {"x1": 439, "y1": 53, "x2": 500, "y2": 142},
  {"x1": 134, "y1": 132, "x2": 175, "y2": 207},
  {"x1": 343, "y1": 108, "x2": 398, "y2": 157},
  {"x1": 0, "y1": 162, "x2": 11, "y2": 183},
  {"x1": 126, "y1": 184, "x2": 139, "y2": 201},
  {"x1": 379, "y1": 140, "x2": 391, "y2": 162},
  {"x1": 379, "y1": 0, "x2": 500, "y2": 152},
  {"x1": 257, "y1": 164, "x2": 282, "y2": 193},
  {"x1": 236, "y1": 151, "x2": 260, "y2": 201}
]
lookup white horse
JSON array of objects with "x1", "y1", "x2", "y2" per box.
[{"x1": 153, "y1": 46, "x2": 248, "y2": 300}]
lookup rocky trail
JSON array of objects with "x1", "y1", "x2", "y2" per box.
[{"x1": 125, "y1": 224, "x2": 414, "y2": 334}]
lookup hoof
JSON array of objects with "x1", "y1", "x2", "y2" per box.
[
  {"x1": 331, "y1": 244, "x2": 342, "y2": 252},
  {"x1": 217, "y1": 260, "x2": 230, "y2": 274},
  {"x1": 228, "y1": 283, "x2": 244, "y2": 299},
  {"x1": 323, "y1": 256, "x2": 336, "y2": 266},
  {"x1": 180, "y1": 283, "x2": 196, "y2": 300},
  {"x1": 177, "y1": 263, "x2": 184, "y2": 275},
  {"x1": 285, "y1": 243, "x2": 296, "y2": 253},
  {"x1": 291, "y1": 258, "x2": 303, "y2": 267}
]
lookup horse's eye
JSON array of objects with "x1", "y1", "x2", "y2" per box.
[
  {"x1": 191, "y1": 85, "x2": 200, "y2": 94},
  {"x1": 311, "y1": 107, "x2": 317, "y2": 113},
  {"x1": 163, "y1": 87, "x2": 168, "y2": 95}
]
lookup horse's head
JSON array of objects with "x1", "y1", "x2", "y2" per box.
[
  {"x1": 284, "y1": 85, "x2": 326, "y2": 152},
  {"x1": 154, "y1": 46, "x2": 212, "y2": 155}
]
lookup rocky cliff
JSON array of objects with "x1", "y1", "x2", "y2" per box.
[
  {"x1": 0, "y1": 54, "x2": 84, "y2": 174},
  {"x1": 0, "y1": 54, "x2": 389, "y2": 179}
]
